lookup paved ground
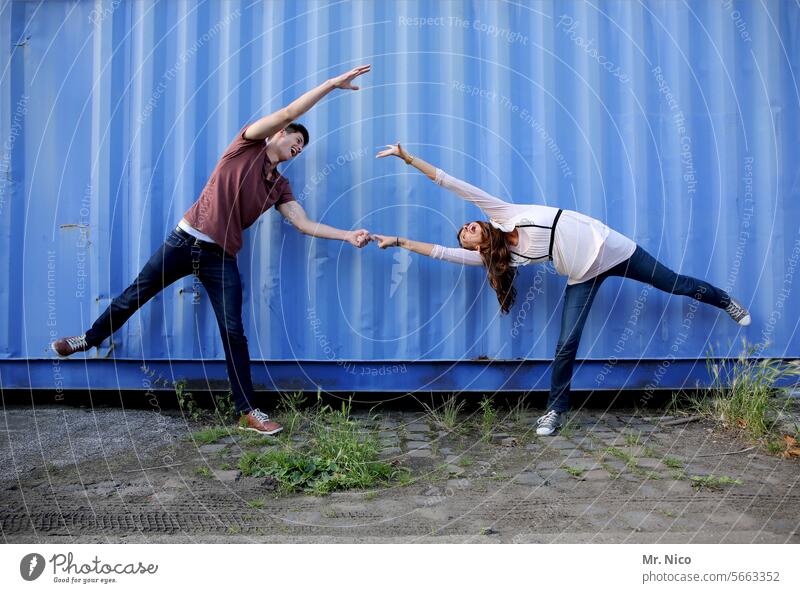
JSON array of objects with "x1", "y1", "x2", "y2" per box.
[{"x1": 1, "y1": 404, "x2": 798, "y2": 543}]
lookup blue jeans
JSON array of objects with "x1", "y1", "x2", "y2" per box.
[
  {"x1": 545, "y1": 244, "x2": 731, "y2": 413},
  {"x1": 85, "y1": 230, "x2": 255, "y2": 414}
]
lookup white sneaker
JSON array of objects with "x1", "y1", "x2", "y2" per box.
[
  {"x1": 725, "y1": 297, "x2": 751, "y2": 326},
  {"x1": 536, "y1": 410, "x2": 563, "y2": 436}
]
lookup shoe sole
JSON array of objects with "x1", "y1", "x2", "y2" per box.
[
  {"x1": 536, "y1": 428, "x2": 560, "y2": 436},
  {"x1": 738, "y1": 314, "x2": 751, "y2": 327},
  {"x1": 238, "y1": 425, "x2": 283, "y2": 436}
]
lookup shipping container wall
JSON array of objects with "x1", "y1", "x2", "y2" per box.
[{"x1": 1, "y1": 0, "x2": 798, "y2": 391}]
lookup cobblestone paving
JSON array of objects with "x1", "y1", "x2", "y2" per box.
[{"x1": 1, "y1": 406, "x2": 798, "y2": 543}]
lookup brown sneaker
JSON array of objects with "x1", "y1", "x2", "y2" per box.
[
  {"x1": 239, "y1": 408, "x2": 283, "y2": 436},
  {"x1": 51, "y1": 334, "x2": 91, "y2": 357}
]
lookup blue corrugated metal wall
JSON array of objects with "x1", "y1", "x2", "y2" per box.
[{"x1": 1, "y1": 0, "x2": 798, "y2": 392}]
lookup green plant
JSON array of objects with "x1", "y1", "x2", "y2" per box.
[
  {"x1": 422, "y1": 395, "x2": 466, "y2": 432},
  {"x1": 624, "y1": 432, "x2": 642, "y2": 446},
  {"x1": 238, "y1": 399, "x2": 406, "y2": 495},
  {"x1": 457, "y1": 456, "x2": 474, "y2": 467},
  {"x1": 189, "y1": 426, "x2": 230, "y2": 445},
  {"x1": 176, "y1": 380, "x2": 203, "y2": 422},
  {"x1": 508, "y1": 398, "x2": 531, "y2": 426},
  {"x1": 690, "y1": 474, "x2": 742, "y2": 490},
  {"x1": 559, "y1": 418, "x2": 576, "y2": 439},
  {"x1": 196, "y1": 466, "x2": 211, "y2": 478},
  {"x1": 247, "y1": 499, "x2": 265, "y2": 509},
  {"x1": 663, "y1": 457, "x2": 684, "y2": 469},
  {"x1": 479, "y1": 397, "x2": 498, "y2": 442},
  {"x1": 212, "y1": 391, "x2": 237, "y2": 424},
  {"x1": 563, "y1": 465, "x2": 585, "y2": 478},
  {"x1": 702, "y1": 342, "x2": 800, "y2": 439},
  {"x1": 276, "y1": 391, "x2": 307, "y2": 437}
]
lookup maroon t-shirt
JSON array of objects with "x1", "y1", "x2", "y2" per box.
[{"x1": 183, "y1": 124, "x2": 296, "y2": 256}]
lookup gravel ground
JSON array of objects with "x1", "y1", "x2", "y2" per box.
[{"x1": 1, "y1": 403, "x2": 798, "y2": 543}]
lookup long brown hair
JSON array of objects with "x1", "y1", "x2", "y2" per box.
[{"x1": 460, "y1": 221, "x2": 517, "y2": 314}]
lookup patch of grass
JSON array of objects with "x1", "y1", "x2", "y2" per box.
[
  {"x1": 196, "y1": 467, "x2": 211, "y2": 478},
  {"x1": 690, "y1": 474, "x2": 742, "y2": 490},
  {"x1": 238, "y1": 399, "x2": 407, "y2": 495},
  {"x1": 422, "y1": 394, "x2": 466, "y2": 432},
  {"x1": 623, "y1": 432, "x2": 642, "y2": 446},
  {"x1": 508, "y1": 398, "x2": 531, "y2": 426},
  {"x1": 563, "y1": 465, "x2": 585, "y2": 478},
  {"x1": 175, "y1": 381, "x2": 237, "y2": 424},
  {"x1": 643, "y1": 471, "x2": 662, "y2": 480},
  {"x1": 479, "y1": 397, "x2": 498, "y2": 442},
  {"x1": 697, "y1": 342, "x2": 800, "y2": 440},
  {"x1": 275, "y1": 391, "x2": 307, "y2": 437},
  {"x1": 663, "y1": 457, "x2": 684, "y2": 469},
  {"x1": 602, "y1": 446, "x2": 638, "y2": 469},
  {"x1": 559, "y1": 417, "x2": 577, "y2": 439},
  {"x1": 766, "y1": 439, "x2": 785, "y2": 455},
  {"x1": 189, "y1": 426, "x2": 230, "y2": 445},
  {"x1": 247, "y1": 499, "x2": 265, "y2": 509},
  {"x1": 457, "y1": 456, "x2": 474, "y2": 468}
]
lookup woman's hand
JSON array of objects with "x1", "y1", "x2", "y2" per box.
[
  {"x1": 329, "y1": 64, "x2": 371, "y2": 90},
  {"x1": 370, "y1": 234, "x2": 399, "y2": 249},
  {"x1": 376, "y1": 142, "x2": 411, "y2": 161}
]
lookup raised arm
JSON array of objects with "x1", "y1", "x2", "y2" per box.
[
  {"x1": 376, "y1": 143, "x2": 516, "y2": 220},
  {"x1": 371, "y1": 234, "x2": 484, "y2": 266},
  {"x1": 277, "y1": 201, "x2": 370, "y2": 248},
  {"x1": 244, "y1": 65, "x2": 371, "y2": 140}
]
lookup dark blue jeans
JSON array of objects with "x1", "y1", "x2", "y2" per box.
[
  {"x1": 85, "y1": 230, "x2": 255, "y2": 414},
  {"x1": 545, "y1": 244, "x2": 731, "y2": 413}
]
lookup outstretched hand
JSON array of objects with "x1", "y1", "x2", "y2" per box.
[
  {"x1": 330, "y1": 64, "x2": 371, "y2": 91},
  {"x1": 346, "y1": 229, "x2": 371, "y2": 248},
  {"x1": 376, "y1": 142, "x2": 411, "y2": 161},
  {"x1": 370, "y1": 234, "x2": 398, "y2": 249}
]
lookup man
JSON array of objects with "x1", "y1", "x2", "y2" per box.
[{"x1": 52, "y1": 65, "x2": 373, "y2": 435}]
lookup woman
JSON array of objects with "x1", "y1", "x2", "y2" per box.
[{"x1": 372, "y1": 143, "x2": 751, "y2": 436}]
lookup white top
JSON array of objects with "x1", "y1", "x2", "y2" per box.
[
  {"x1": 178, "y1": 218, "x2": 217, "y2": 244},
  {"x1": 428, "y1": 169, "x2": 636, "y2": 285}
]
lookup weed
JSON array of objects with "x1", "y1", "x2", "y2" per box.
[
  {"x1": 508, "y1": 398, "x2": 531, "y2": 426},
  {"x1": 479, "y1": 397, "x2": 498, "y2": 442},
  {"x1": 457, "y1": 456, "x2": 474, "y2": 468},
  {"x1": 559, "y1": 418, "x2": 577, "y2": 439},
  {"x1": 247, "y1": 499, "x2": 265, "y2": 509},
  {"x1": 176, "y1": 380, "x2": 203, "y2": 422},
  {"x1": 662, "y1": 457, "x2": 684, "y2": 469},
  {"x1": 563, "y1": 465, "x2": 585, "y2": 478},
  {"x1": 196, "y1": 467, "x2": 211, "y2": 478},
  {"x1": 690, "y1": 474, "x2": 742, "y2": 490},
  {"x1": 189, "y1": 426, "x2": 230, "y2": 445},
  {"x1": 623, "y1": 432, "x2": 642, "y2": 446},
  {"x1": 237, "y1": 399, "x2": 405, "y2": 495},
  {"x1": 602, "y1": 446, "x2": 638, "y2": 469},
  {"x1": 276, "y1": 391, "x2": 307, "y2": 437},
  {"x1": 422, "y1": 395, "x2": 466, "y2": 432},
  {"x1": 700, "y1": 342, "x2": 800, "y2": 439}
]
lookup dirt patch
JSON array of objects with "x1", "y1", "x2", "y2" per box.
[{"x1": 1, "y1": 406, "x2": 798, "y2": 543}]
